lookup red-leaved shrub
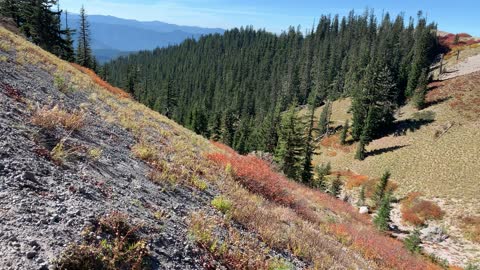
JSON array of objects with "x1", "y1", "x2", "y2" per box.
[
  {"x1": 207, "y1": 142, "x2": 442, "y2": 270},
  {"x1": 401, "y1": 192, "x2": 444, "y2": 226},
  {"x1": 71, "y1": 63, "x2": 131, "y2": 99}
]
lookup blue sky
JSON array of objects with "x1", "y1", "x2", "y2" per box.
[{"x1": 60, "y1": 0, "x2": 479, "y2": 36}]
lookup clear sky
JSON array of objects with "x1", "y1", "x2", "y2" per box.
[{"x1": 60, "y1": 0, "x2": 480, "y2": 36}]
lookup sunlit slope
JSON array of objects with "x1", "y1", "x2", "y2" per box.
[{"x1": 310, "y1": 72, "x2": 480, "y2": 217}]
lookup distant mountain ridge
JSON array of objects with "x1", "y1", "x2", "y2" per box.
[{"x1": 63, "y1": 14, "x2": 225, "y2": 62}]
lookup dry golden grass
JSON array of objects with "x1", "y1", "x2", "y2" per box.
[
  {"x1": 313, "y1": 90, "x2": 480, "y2": 220},
  {"x1": 460, "y1": 216, "x2": 480, "y2": 243},
  {"x1": 188, "y1": 211, "x2": 292, "y2": 270},
  {"x1": 31, "y1": 106, "x2": 84, "y2": 131}
]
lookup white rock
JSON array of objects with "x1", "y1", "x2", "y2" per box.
[{"x1": 359, "y1": 206, "x2": 369, "y2": 214}]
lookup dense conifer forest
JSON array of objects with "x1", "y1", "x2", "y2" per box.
[{"x1": 104, "y1": 10, "x2": 439, "y2": 181}]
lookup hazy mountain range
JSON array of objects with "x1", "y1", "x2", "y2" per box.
[{"x1": 63, "y1": 14, "x2": 225, "y2": 62}]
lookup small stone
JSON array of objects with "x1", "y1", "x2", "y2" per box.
[
  {"x1": 23, "y1": 171, "x2": 36, "y2": 181},
  {"x1": 359, "y1": 206, "x2": 369, "y2": 214},
  {"x1": 29, "y1": 240, "x2": 39, "y2": 247},
  {"x1": 26, "y1": 251, "x2": 37, "y2": 259},
  {"x1": 50, "y1": 215, "x2": 60, "y2": 223}
]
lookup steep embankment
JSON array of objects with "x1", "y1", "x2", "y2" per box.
[
  {"x1": 0, "y1": 26, "x2": 450, "y2": 270},
  {"x1": 308, "y1": 45, "x2": 480, "y2": 266}
]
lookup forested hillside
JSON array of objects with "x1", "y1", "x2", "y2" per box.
[{"x1": 105, "y1": 10, "x2": 440, "y2": 180}]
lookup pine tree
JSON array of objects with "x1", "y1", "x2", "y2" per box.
[
  {"x1": 357, "y1": 185, "x2": 366, "y2": 206},
  {"x1": 340, "y1": 120, "x2": 349, "y2": 145},
  {"x1": 374, "y1": 193, "x2": 392, "y2": 231},
  {"x1": 275, "y1": 103, "x2": 305, "y2": 180},
  {"x1": 373, "y1": 171, "x2": 391, "y2": 206},
  {"x1": 404, "y1": 229, "x2": 422, "y2": 253},
  {"x1": 355, "y1": 139, "x2": 366, "y2": 161},
  {"x1": 220, "y1": 111, "x2": 236, "y2": 146},
  {"x1": 313, "y1": 162, "x2": 330, "y2": 191},
  {"x1": 301, "y1": 101, "x2": 316, "y2": 183},
  {"x1": 318, "y1": 101, "x2": 331, "y2": 137},
  {"x1": 62, "y1": 10, "x2": 75, "y2": 62},
  {"x1": 330, "y1": 175, "x2": 342, "y2": 198},
  {"x1": 191, "y1": 106, "x2": 208, "y2": 136},
  {"x1": 413, "y1": 69, "x2": 428, "y2": 109},
  {"x1": 76, "y1": 5, "x2": 93, "y2": 69},
  {"x1": 1, "y1": 0, "x2": 71, "y2": 58},
  {"x1": 453, "y1": 34, "x2": 460, "y2": 45},
  {"x1": 0, "y1": 0, "x2": 20, "y2": 25}
]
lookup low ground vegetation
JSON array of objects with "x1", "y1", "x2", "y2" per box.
[
  {"x1": 54, "y1": 212, "x2": 149, "y2": 270},
  {"x1": 31, "y1": 106, "x2": 85, "y2": 131},
  {"x1": 401, "y1": 192, "x2": 444, "y2": 226},
  {"x1": 207, "y1": 142, "x2": 442, "y2": 269}
]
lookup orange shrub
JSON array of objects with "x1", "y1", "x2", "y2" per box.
[
  {"x1": 70, "y1": 63, "x2": 131, "y2": 99},
  {"x1": 207, "y1": 143, "x2": 442, "y2": 270},
  {"x1": 334, "y1": 170, "x2": 369, "y2": 190},
  {"x1": 320, "y1": 134, "x2": 352, "y2": 153},
  {"x1": 401, "y1": 193, "x2": 444, "y2": 226}
]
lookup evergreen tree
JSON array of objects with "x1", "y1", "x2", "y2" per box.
[
  {"x1": 1, "y1": 0, "x2": 72, "y2": 58},
  {"x1": 313, "y1": 162, "x2": 330, "y2": 191},
  {"x1": 300, "y1": 101, "x2": 316, "y2": 183},
  {"x1": 373, "y1": 171, "x2": 391, "y2": 206},
  {"x1": 453, "y1": 34, "x2": 460, "y2": 45},
  {"x1": 208, "y1": 113, "x2": 222, "y2": 141},
  {"x1": 220, "y1": 110, "x2": 236, "y2": 146},
  {"x1": 61, "y1": 10, "x2": 75, "y2": 62},
  {"x1": 275, "y1": 103, "x2": 305, "y2": 180},
  {"x1": 317, "y1": 101, "x2": 331, "y2": 137},
  {"x1": 191, "y1": 106, "x2": 208, "y2": 136},
  {"x1": 412, "y1": 69, "x2": 428, "y2": 109},
  {"x1": 355, "y1": 139, "x2": 366, "y2": 161},
  {"x1": 340, "y1": 120, "x2": 349, "y2": 145},
  {"x1": 374, "y1": 193, "x2": 392, "y2": 231},
  {"x1": 357, "y1": 185, "x2": 366, "y2": 206},
  {"x1": 404, "y1": 229, "x2": 422, "y2": 253},
  {"x1": 76, "y1": 5, "x2": 93, "y2": 68},
  {"x1": 0, "y1": 0, "x2": 20, "y2": 25},
  {"x1": 330, "y1": 175, "x2": 342, "y2": 198}
]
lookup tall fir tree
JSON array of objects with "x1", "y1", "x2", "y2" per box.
[
  {"x1": 76, "y1": 5, "x2": 93, "y2": 69},
  {"x1": 274, "y1": 102, "x2": 305, "y2": 180},
  {"x1": 374, "y1": 193, "x2": 392, "y2": 231},
  {"x1": 412, "y1": 69, "x2": 429, "y2": 109},
  {"x1": 317, "y1": 101, "x2": 331, "y2": 137},
  {"x1": 61, "y1": 10, "x2": 75, "y2": 62},
  {"x1": 330, "y1": 175, "x2": 342, "y2": 198},
  {"x1": 300, "y1": 99, "x2": 316, "y2": 183},
  {"x1": 373, "y1": 171, "x2": 391, "y2": 206}
]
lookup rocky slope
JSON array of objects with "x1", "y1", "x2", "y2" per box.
[
  {"x1": 0, "y1": 30, "x2": 216, "y2": 270},
  {"x1": 0, "y1": 25, "x2": 455, "y2": 270}
]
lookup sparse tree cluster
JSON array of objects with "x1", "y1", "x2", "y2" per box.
[
  {"x1": 0, "y1": 1, "x2": 96, "y2": 69},
  {"x1": 0, "y1": 0, "x2": 74, "y2": 60}
]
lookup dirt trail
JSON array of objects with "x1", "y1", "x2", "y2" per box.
[{"x1": 440, "y1": 53, "x2": 480, "y2": 80}]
